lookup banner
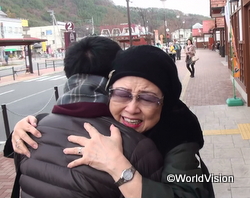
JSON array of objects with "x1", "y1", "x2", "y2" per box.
[{"x1": 231, "y1": 27, "x2": 240, "y2": 78}]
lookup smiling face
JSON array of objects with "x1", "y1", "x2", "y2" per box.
[{"x1": 109, "y1": 76, "x2": 163, "y2": 133}]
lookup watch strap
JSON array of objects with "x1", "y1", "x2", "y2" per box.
[{"x1": 114, "y1": 166, "x2": 136, "y2": 187}]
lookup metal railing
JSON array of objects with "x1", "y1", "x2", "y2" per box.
[{"x1": 1, "y1": 86, "x2": 59, "y2": 139}]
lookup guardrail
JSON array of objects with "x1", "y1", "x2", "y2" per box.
[
  {"x1": 0, "y1": 58, "x2": 63, "y2": 81},
  {"x1": 1, "y1": 86, "x2": 59, "y2": 139},
  {"x1": 0, "y1": 67, "x2": 16, "y2": 81}
]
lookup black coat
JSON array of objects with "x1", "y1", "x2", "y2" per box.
[
  {"x1": 18, "y1": 113, "x2": 163, "y2": 198},
  {"x1": 142, "y1": 142, "x2": 214, "y2": 198}
]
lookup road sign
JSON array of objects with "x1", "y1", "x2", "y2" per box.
[
  {"x1": 65, "y1": 22, "x2": 75, "y2": 31},
  {"x1": 64, "y1": 31, "x2": 76, "y2": 49}
]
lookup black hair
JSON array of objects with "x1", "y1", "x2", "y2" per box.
[
  {"x1": 64, "y1": 36, "x2": 122, "y2": 78},
  {"x1": 187, "y1": 39, "x2": 193, "y2": 45}
]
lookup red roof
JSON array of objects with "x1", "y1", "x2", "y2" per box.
[
  {"x1": 203, "y1": 20, "x2": 215, "y2": 33},
  {"x1": 192, "y1": 29, "x2": 203, "y2": 37},
  {"x1": 0, "y1": 37, "x2": 47, "y2": 46}
]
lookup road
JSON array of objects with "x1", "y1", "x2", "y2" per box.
[{"x1": 0, "y1": 71, "x2": 66, "y2": 141}]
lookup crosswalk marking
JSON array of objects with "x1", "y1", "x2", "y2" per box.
[
  {"x1": 23, "y1": 75, "x2": 66, "y2": 82},
  {"x1": 50, "y1": 76, "x2": 66, "y2": 81},
  {"x1": 37, "y1": 75, "x2": 61, "y2": 81}
]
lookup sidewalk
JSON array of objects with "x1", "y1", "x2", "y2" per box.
[
  {"x1": 0, "y1": 57, "x2": 64, "y2": 86},
  {"x1": 0, "y1": 49, "x2": 250, "y2": 198}
]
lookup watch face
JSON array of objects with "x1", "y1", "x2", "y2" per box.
[{"x1": 123, "y1": 169, "x2": 133, "y2": 181}]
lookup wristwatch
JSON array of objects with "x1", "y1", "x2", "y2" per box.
[{"x1": 114, "y1": 166, "x2": 136, "y2": 187}]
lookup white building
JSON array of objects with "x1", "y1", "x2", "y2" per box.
[
  {"x1": 26, "y1": 22, "x2": 66, "y2": 53},
  {"x1": 0, "y1": 8, "x2": 23, "y2": 60},
  {"x1": 171, "y1": 28, "x2": 192, "y2": 46}
]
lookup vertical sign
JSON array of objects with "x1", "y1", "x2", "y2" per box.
[
  {"x1": 64, "y1": 32, "x2": 76, "y2": 49},
  {"x1": 64, "y1": 22, "x2": 76, "y2": 49}
]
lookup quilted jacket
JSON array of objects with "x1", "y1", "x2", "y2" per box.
[{"x1": 18, "y1": 114, "x2": 163, "y2": 198}]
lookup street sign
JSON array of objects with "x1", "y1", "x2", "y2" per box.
[
  {"x1": 65, "y1": 22, "x2": 75, "y2": 31},
  {"x1": 64, "y1": 31, "x2": 76, "y2": 49}
]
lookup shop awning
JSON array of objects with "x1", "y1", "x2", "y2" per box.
[
  {"x1": 0, "y1": 38, "x2": 47, "y2": 46},
  {"x1": 4, "y1": 48, "x2": 22, "y2": 52}
]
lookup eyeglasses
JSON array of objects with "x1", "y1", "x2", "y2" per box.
[{"x1": 109, "y1": 88, "x2": 164, "y2": 106}]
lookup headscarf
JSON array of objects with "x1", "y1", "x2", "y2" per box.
[{"x1": 107, "y1": 45, "x2": 204, "y2": 155}]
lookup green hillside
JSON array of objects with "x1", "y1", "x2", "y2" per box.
[{"x1": 0, "y1": 0, "x2": 210, "y2": 35}]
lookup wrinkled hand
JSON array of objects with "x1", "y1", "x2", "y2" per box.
[
  {"x1": 63, "y1": 123, "x2": 125, "y2": 174},
  {"x1": 12, "y1": 115, "x2": 41, "y2": 157}
]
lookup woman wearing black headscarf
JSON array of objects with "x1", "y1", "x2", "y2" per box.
[{"x1": 64, "y1": 45, "x2": 214, "y2": 198}]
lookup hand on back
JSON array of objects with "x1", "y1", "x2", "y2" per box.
[{"x1": 12, "y1": 115, "x2": 41, "y2": 157}]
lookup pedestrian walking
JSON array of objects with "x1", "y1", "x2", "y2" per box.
[
  {"x1": 185, "y1": 39, "x2": 196, "y2": 78},
  {"x1": 4, "y1": 54, "x2": 9, "y2": 65}
]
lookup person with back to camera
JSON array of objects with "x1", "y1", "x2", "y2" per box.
[
  {"x1": 4, "y1": 37, "x2": 163, "y2": 198},
  {"x1": 175, "y1": 41, "x2": 182, "y2": 60},
  {"x1": 185, "y1": 39, "x2": 196, "y2": 77},
  {"x1": 7, "y1": 45, "x2": 214, "y2": 198},
  {"x1": 168, "y1": 42, "x2": 176, "y2": 63}
]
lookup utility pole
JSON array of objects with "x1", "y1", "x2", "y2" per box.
[
  {"x1": 91, "y1": 17, "x2": 95, "y2": 35},
  {"x1": 47, "y1": 10, "x2": 57, "y2": 51},
  {"x1": 126, "y1": 0, "x2": 133, "y2": 47},
  {"x1": 160, "y1": 0, "x2": 167, "y2": 43}
]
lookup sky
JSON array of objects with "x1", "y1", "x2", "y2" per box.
[{"x1": 112, "y1": 0, "x2": 210, "y2": 17}]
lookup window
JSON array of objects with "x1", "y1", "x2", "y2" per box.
[{"x1": 46, "y1": 30, "x2": 52, "y2": 35}]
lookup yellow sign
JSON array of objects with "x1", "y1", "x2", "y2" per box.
[
  {"x1": 41, "y1": 42, "x2": 46, "y2": 52},
  {"x1": 21, "y1": 19, "x2": 29, "y2": 27}
]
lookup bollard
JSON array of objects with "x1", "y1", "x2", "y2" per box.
[
  {"x1": 1, "y1": 104, "x2": 11, "y2": 138},
  {"x1": 37, "y1": 63, "x2": 40, "y2": 76},
  {"x1": 53, "y1": 61, "x2": 55, "y2": 71},
  {"x1": 12, "y1": 67, "x2": 15, "y2": 80},
  {"x1": 54, "y1": 86, "x2": 59, "y2": 101},
  {"x1": 45, "y1": 59, "x2": 47, "y2": 69}
]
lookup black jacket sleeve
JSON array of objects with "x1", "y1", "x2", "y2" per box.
[{"x1": 142, "y1": 142, "x2": 214, "y2": 198}]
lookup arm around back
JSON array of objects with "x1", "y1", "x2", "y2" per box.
[{"x1": 142, "y1": 142, "x2": 214, "y2": 198}]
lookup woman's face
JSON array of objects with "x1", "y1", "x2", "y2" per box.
[
  {"x1": 109, "y1": 76, "x2": 163, "y2": 133},
  {"x1": 187, "y1": 40, "x2": 191, "y2": 45}
]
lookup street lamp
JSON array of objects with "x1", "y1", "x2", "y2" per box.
[
  {"x1": 183, "y1": 20, "x2": 186, "y2": 43},
  {"x1": 160, "y1": 0, "x2": 167, "y2": 42},
  {"x1": 126, "y1": 0, "x2": 133, "y2": 47},
  {"x1": 176, "y1": 15, "x2": 180, "y2": 42}
]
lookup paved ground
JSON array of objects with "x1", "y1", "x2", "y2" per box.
[{"x1": 1, "y1": 50, "x2": 250, "y2": 198}]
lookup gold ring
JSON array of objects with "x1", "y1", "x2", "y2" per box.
[{"x1": 78, "y1": 147, "x2": 83, "y2": 155}]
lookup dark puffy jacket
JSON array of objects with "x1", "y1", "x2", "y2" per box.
[{"x1": 18, "y1": 114, "x2": 163, "y2": 198}]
